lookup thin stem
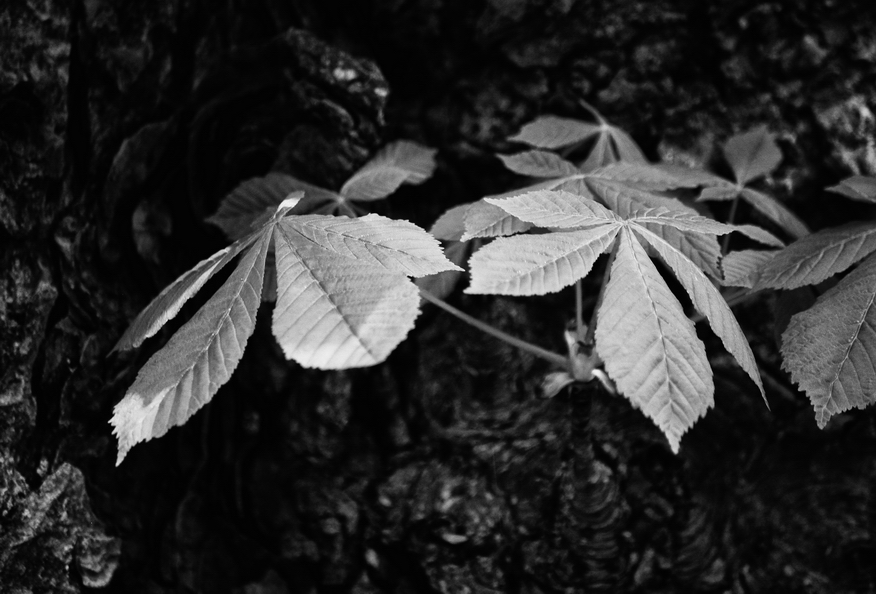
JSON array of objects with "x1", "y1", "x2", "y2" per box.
[
  {"x1": 419, "y1": 288, "x2": 568, "y2": 368},
  {"x1": 578, "y1": 98, "x2": 604, "y2": 124},
  {"x1": 721, "y1": 194, "x2": 741, "y2": 255},
  {"x1": 575, "y1": 280, "x2": 585, "y2": 342},
  {"x1": 583, "y1": 249, "x2": 616, "y2": 348}
]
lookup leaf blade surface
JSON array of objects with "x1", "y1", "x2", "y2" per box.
[
  {"x1": 585, "y1": 178, "x2": 699, "y2": 217},
  {"x1": 461, "y1": 199, "x2": 533, "y2": 241},
  {"x1": 485, "y1": 189, "x2": 620, "y2": 229},
  {"x1": 635, "y1": 227, "x2": 766, "y2": 402},
  {"x1": 509, "y1": 116, "x2": 602, "y2": 149},
  {"x1": 111, "y1": 230, "x2": 271, "y2": 464},
  {"x1": 499, "y1": 151, "x2": 580, "y2": 177},
  {"x1": 723, "y1": 126, "x2": 782, "y2": 185},
  {"x1": 466, "y1": 226, "x2": 620, "y2": 296},
  {"x1": 740, "y1": 188, "x2": 809, "y2": 239},
  {"x1": 721, "y1": 249, "x2": 776, "y2": 288},
  {"x1": 781, "y1": 253, "x2": 876, "y2": 427},
  {"x1": 340, "y1": 141, "x2": 436, "y2": 201},
  {"x1": 753, "y1": 221, "x2": 876, "y2": 290},
  {"x1": 828, "y1": 176, "x2": 876, "y2": 203},
  {"x1": 285, "y1": 213, "x2": 459, "y2": 277},
  {"x1": 627, "y1": 208, "x2": 784, "y2": 247},
  {"x1": 272, "y1": 222, "x2": 421, "y2": 369},
  {"x1": 114, "y1": 232, "x2": 259, "y2": 351},
  {"x1": 595, "y1": 228, "x2": 713, "y2": 452}
]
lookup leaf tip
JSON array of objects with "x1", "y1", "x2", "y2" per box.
[
  {"x1": 110, "y1": 389, "x2": 166, "y2": 467},
  {"x1": 276, "y1": 191, "x2": 305, "y2": 215}
]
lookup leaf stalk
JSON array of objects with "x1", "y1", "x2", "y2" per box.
[
  {"x1": 583, "y1": 249, "x2": 617, "y2": 348},
  {"x1": 721, "y1": 193, "x2": 741, "y2": 255},
  {"x1": 419, "y1": 288, "x2": 568, "y2": 368}
]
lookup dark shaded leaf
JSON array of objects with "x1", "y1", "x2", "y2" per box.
[
  {"x1": 740, "y1": 188, "x2": 809, "y2": 239},
  {"x1": 828, "y1": 176, "x2": 876, "y2": 203},
  {"x1": 499, "y1": 150, "x2": 580, "y2": 177},
  {"x1": 340, "y1": 141, "x2": 437, "y2": 201},
  {"x1": 508, "y1": 116, "x2": 602, "y2": 149},
  {"x1": 723, "y1": 126, "x2": 782, "y2": 185},
  {"x1": 753, "y1": 221, "x2": 876, "y2": 290}
]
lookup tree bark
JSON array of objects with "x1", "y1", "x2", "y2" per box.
[{"x1": 2, "y1": 0, "x2": 875, "y2": 592}]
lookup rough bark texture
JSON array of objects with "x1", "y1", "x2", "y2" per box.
[{"x1": 2, "y1": 0, "x2": 876, "y2": 592}]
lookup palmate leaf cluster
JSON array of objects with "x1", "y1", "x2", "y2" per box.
[
  {"x1": 112, "y1": 142, "x2": 457, "y2": 464},
  {"x1": 425, "y1": 115, "x2": 786, "y2": 451},
  {"x1": 461, "y1": 174, "x2": 778, "y2": 451},
  {"x1": 113, "y1": 110, "x2": 876, "y2": 463}
]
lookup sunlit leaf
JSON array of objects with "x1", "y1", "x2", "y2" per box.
[
  {"x1": 595, "y1": 228, "x2": 713, "y2": 452},
  {"x1": 466, "y1": 225, "x2": 620, "y2": 295},
  {"x1": 540, "y1": 182, "x2": 717, "y2": 277},
  {"x1": 464, "y1": 180, "x2": 777, "y2": 450},
  {"x1": 114, "y1": 196, "x2": 458, "y2": 463},
  {"x1": 640, "y1": 223, "x2": 722, "y2": 279},
  {"x1": 461, "y1": 199, "x2": 532, "y2": 241},
  {"x1": 207, "y1": 172, "x2": 328, "y2": 239},
  {"x1": 592, "y1": 162, "x2": 702, "y2": 191},
  {"x1": 608, "y1": 206, "x2": 722, "y2": 278},
  {"x1": 732, "y1": 224, "x2": 785, "y2": 248},
  {"x1": 112, "y1": 231, "x2": 271, "y2": 465},
  {"x1": 628, "y1": 208, "x2": 784, "y2": 247},
  {"x1": 782, "y1": 253, "x2": 876, "y2": 427},
  {"x1": 415, "y1": 240, "x2": 470, "y2": 300},
  {"x1": 283, "y1": 214, "x2": 456, "y2": 277},
  {"x1": 584, "y1": 178, "x2": 699, "y2": 217},
  {"x1": 773, "y1": 286, "x2": 817, "y2": 346},
  {"x1": 634, "y1": 227, "x2": 766, "y2": 402}
]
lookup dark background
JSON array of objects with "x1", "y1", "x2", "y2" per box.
[{"x1": 2, "y1": 1, "x2": 876, "y2": 592}]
